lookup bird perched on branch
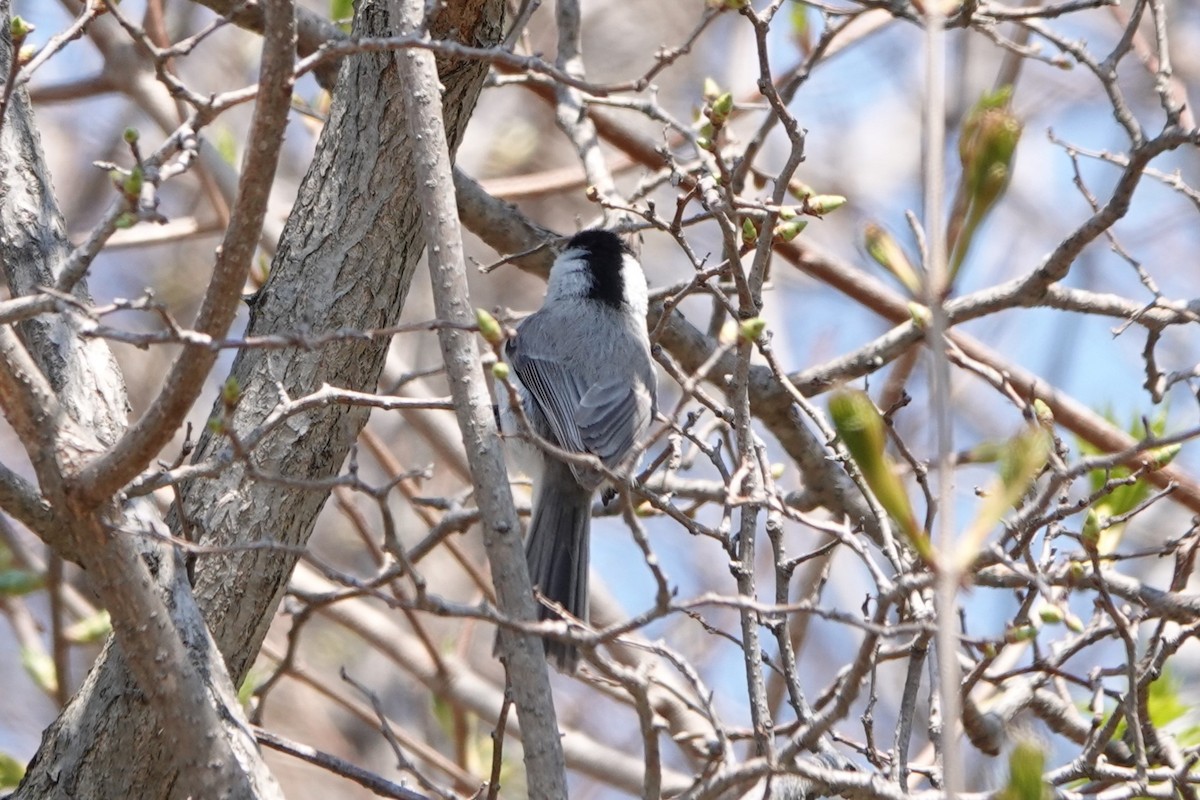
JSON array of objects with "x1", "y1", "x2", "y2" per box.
[{"x1": 497, "y1": 229, "x2": 657, "y2": 672}]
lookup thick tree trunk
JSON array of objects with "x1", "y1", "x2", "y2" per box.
[
  {"x1": 184, "y1": 0, "x2": 502, "y2": 684},
  {"x1": 13, "y1": 1, "x2": 502, "y2": 796}
]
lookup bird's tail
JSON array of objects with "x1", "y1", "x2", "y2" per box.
[{"x1": 525, "y1": 462, "x2": 593, "y2": 672}]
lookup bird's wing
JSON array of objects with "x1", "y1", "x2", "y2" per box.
[
  {"x1": 506, "y1": 338, "x2": 588, "y2": 454},
  {"x1": 576, "y1": 380, "x2": 654, "y2": 468}
]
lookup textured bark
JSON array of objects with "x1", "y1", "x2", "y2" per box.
[
  {"x1": 13, "y1": 0, "x2": 502, "y2": 796},
  {"x1": 0, "y1": 18, "x2": 127, "y2": 449},
  {"x1": 3, "y1": 0, "x2": 285, "y2": 794},
  {"x1": 185, "y1": 0, "x2": 503, "y2": 683}
]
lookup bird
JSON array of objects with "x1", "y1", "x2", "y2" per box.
[{"x1": 497, "y1": 229, "x2": 658, "y2": 672}]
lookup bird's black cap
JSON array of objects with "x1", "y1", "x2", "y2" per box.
[{"x1": 567, "y1": 229, "x2": 632, "y2": 310}]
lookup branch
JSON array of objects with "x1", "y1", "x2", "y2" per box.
[
  {"x1": 188, "y1": 0, "x2": 346, "y2": 90},
  {"x1": 255, "y1": 727, "x2": 434, "y2": 800},
  {"x1": 387, "y1": 0, "x2": 568, "y2": 794},
  {"x1": 72, "y1": 0, "x2": 297, "y2": 507}
]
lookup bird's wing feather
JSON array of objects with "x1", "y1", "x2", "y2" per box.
[
  {"x1": 508, "y1": 312, "x2": 654, "y2": 478},
  {"x1": 507, "y1": 341, "x2": 588, "y2": 454},
  {"x1": 576, "y1": 381, "x2": 653, "y2": 468}
]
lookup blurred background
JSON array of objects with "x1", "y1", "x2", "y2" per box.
[{"x1": 3, "y1": 0, "x2": 1200, "y2": 797}]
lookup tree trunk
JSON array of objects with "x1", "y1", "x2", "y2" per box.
[{"x1": 14, "y1": 1, "x2": 503, "y2": 796}]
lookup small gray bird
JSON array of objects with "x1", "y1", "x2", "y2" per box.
[{"x1": 497, "y1": 229, "x2": 657, "y2": 672}]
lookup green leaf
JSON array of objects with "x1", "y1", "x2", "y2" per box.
[
  {"x1": 64, "y1": 610, "x2": 111, "y2": 644},
  {"x1": 1112, "y1": 670, "x2": 1200, "y2": 745},
  {"x1": 1078, "y1": 408, "x2": 1181, "y2": 555},
  {"x1": 999, "y1": 740, "x2": 1049, "y2": 800},
  {"x1": 956, "y1": 426, "x2": 1049, "y2": 569},
  {"x1": 790, "y1": 5, "x2": 810, "y2": 41},
  {"x1": 238, "y1": 666, "x2": 266, "y2": 708},
  {"x1": 829, "y1": 390, "x2": 931, "y2": 561},
  {"x1": 221, "y1": 376, "x2": 242, "y2": 409},
  {"x1": 0, "y1": 751, "x2": 25, "y2": 788},
  {"x1": 330, "y1": 0, "x2": 354, "y2": 31},
  {"x1": 1146, "y1": 670, "x2": 1188, "y2": 728},
  {"x1": 20, "y1": 647, "x2": 58, "y2": 697},
  {"x1": 0, "y1": 568, "x2": 44, "y2": 595}
]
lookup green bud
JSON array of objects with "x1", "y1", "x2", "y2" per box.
[
  {"x1": 1005, "y1": 624, "x2": 1038, "y2": 643},
  {"x1": 965, "y1": 440, "x2": 1004, "y2": 463},
  {"x1": 805, "y1": 194, "x2": 847, "y2": 215},
  {"x1": 122, "y1": 167, "x2": 143, "y2": 197},
  {"x1": 1038, "y1": 606, "x2": 1064, "y2": 625},
  {"x1": 998, "y1": 427, "x2": 1050, "y2": 496},
  {"x1": 738, "y1": 317, "x2": 766, "y2": 342},
  {"x1": 1148, "y1": 442, "x2": 1181, "y2": 470},
  {"x1": 123, "y1": 127, "x2": 139, "y2": 144},
  {"x1": 1081, "y1": 507, "x2": 1105, "y2": 552},
  {"x1": 696, "y1": 135, "x2": 713, "y2": 152},
  {"x1": 741, "y1": 217, "x2": 758, "y2": 246},
  {"x1": 907, "y1": 302, "x2": 931, "y2": 329},
  {"x1": 1032, "y1": 398, "x2": 1053, "y2": 427},
  {"x1": 958, "y1": 87, "x2": 1022, "y2": 214},
  {"x1": 702, "y1": 77, "x2": 722, "y2": 102},
  {"x1": 769, "y1": 463, "x2": 785, "y2": 480},
  {"x1": 220, "y1": 376, "x2": 241, "y2": 409},
  {"x1": 709, "y1": 92, "x2": 733, "y2": 125},
  {"x1": 64, "y1": 610, "x2": 112, "y2": 644},
  {"x1": 773, "y1": 219, "x2": 807, "y2": 242},
  {"x1": 474, "y1": 307, "x2": 504, "y2": 345},
  {"x1": 787, "y1": 180, "x2": 814, "y2": 200},
  {"x1": 956, "y1": 426, "x2": 1050, "y2": 570},
  {"x1": 9, "y1": 16, "x2": 34, "y2": 40},
  {"x1": 0, "y1": 568, "x2": 44, "y2": 596},
  {"x1": 114, "y1": 211, "x2": 138, "y2": 229},
  {"x1": 20, "y1": 647, "x2": 56, "y2": 696},
  {"x1": 949, "y1": 86, "x2": 1023, "y2": 279},
  {"x1": 491, "y1": 361, "x2": 510, "y2": 381},
  {"x1": 864, "y1": 223, "x2": 920, "y2": 295}
]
